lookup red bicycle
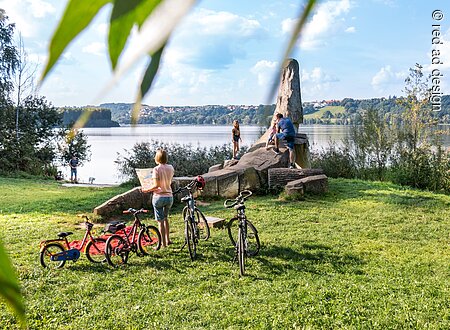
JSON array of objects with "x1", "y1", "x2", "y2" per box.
[
  {"x1": 39, "y1": 215, "x2": 106, "y2": 269},
  {"x1": 104, "y1": 208, "x2": 161, "y2": 267}
]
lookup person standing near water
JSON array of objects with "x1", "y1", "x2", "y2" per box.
[
  {"x1": 231, "y1": 120, "x2": 242, "y2": 160},
  {"x1": 69, "y1": 155, "x2": 78, "y2": 183},
  {"x1": 142, "y1": 149, "x2": 174, "y2": 248}
]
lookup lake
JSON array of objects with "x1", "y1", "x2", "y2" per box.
[{"x1": 63, "y1": 124, "x2": 449, "y2": 184}]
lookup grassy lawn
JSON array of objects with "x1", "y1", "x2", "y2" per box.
[
  {"x1": 0, "y1": 177, "x2": 449, "y2": 329},
  {"x1": 304, "y1": 106, "x2": 346, "y2": 120}
]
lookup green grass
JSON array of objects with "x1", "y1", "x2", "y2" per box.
[
  {"x1": 1, "y1": 177, "x2": 449, "y2": 329},
  {"x1": 304, "y1": 106, "x2": 346, "y2": 120},
  {"x1": 304, "y1": 105, "x2": 346, "y2": 118}
]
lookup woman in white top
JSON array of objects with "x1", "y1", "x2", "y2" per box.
[{"x1": 142, "y1": 149, "x2": 174, "y2": 248}]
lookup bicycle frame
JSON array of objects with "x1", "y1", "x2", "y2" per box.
[
  {"x1": 39, "y1": 225, "x2": 94, "y2": 252},
  {"x1": 116, "y1": 216, "x2": 144, "y2": 250},
  {"x1": 237, "y1": 209, "x2": 248, "y2": 248},
  {"x1": 224, "y1": 190, "x2": 260, "y2": 276},
  {"x1": 174, "y1": 179, "x2": 210, "y2": 260},
  {"x1": 39, "y1": 218, "x2": 107, "y2": 267}
]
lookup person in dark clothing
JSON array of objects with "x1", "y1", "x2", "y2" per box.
[
  {"x1": 272, "y1": 113, "x2": 297, "y2": 169},
  {"x1": 69, "y1": 155, "x2": 79, "y2": 183},
  {"x1": 231, "y1": 120, "x2": 242, "y2": 160}
]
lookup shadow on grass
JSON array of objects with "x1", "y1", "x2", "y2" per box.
[
  {"x1": 268, "y1": 179, "x2": 450, "y2": 211},
  {"x1": 257, "y1": 242, "x2": 365, "y2": 276}
]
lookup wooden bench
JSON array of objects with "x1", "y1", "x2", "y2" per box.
[{"x1": 204, "y1": 216, "x2": 226, "y2": 228}]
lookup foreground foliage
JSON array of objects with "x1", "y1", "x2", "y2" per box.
[
  {"x1": 116, "y1": 140, "x2": 247, "y2": 182},
  {"x1": 0, "y1": 177, "x2": 449, "y2": 329}
]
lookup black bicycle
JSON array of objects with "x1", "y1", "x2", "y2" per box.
[
  {"x1": 173, "y1": 176, "x2": 210, "y2": 260},
  {"x1": 224, "y1": 190, "x2": 260, "y2": 276},
  {"x1": 104, "y1": 208, "x2": 161, "y2": 267}
]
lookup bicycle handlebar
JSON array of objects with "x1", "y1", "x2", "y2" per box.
[
  {"x1": 173, "y1": 179, "x2": 197, "y2": 195},
  {"x1": 123, "y1": 208, "x2": 148, "y2": 215},
  {"x1": 223, "y1": 190, "x2": 253, "y2": 208}
]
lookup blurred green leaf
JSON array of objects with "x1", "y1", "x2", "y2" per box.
[
  {"x1": 0, "y1": 240, "x2": 25, "y2": 326},
  {"x1": 109, "y1": 0, "x2": 161, "y2": 69},
  {"x1": 131, "y1": 45, "x2": 165, "y2": 124},
  {"x1": 268, "y1": 0, "x2": 318, "y2": 103},
  {"x1": 41, "y1": 0, "x2": 111, "y2": 81},
  {"x1": 140, "y1": 46, "x2": 164, "y2": 100},
  {"x1": 109, "y1": 0, "x2": 196, "y2": 93}
]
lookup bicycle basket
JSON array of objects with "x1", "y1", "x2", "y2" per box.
[{"x1": 104, "y1": 222, "x2": 126, "y2": 233}]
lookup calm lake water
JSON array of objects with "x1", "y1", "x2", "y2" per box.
[{"x1": 63, "y1": 124, "x2": 449, "y2": 184}]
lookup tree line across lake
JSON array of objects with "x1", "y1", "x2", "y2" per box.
[{"x1": 60, "y1": 95, "x2": 450, "y2": 127}]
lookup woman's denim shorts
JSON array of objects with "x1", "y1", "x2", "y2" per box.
[{"x1": 152, "y1": 195, "x2": 173, "y2": 221}]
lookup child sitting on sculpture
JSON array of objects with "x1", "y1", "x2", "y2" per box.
[{"x1": 265, "y1": 119, "x2": 278, "y2": 150}]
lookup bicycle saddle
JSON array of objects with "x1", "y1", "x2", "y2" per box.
[
  {"x1": 181, "y1": 196, "x2": 192, "y2": 202},
  {"x1": 57, "y1": 232, "x2": 73, "y2": 238}
]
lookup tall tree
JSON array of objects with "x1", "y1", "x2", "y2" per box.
[
  {"x1": 0, "y1": 9, "x2": 24, "y2": 326},
  {"x1": 13, "y1": 33, "x2": 38, "y2": 139},
  {"x1": 396, "y1": 63, "x2": 437, "y2": 152},
  {"x1": 0, "y1": 9, "x2": 18, "y2": 96}
]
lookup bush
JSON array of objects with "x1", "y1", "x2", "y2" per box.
[
  {"x1": 310, "y1": 142, "x2": 356, "y2": 179},
  {"x1": 116, "y1": 140, "x2": 245, "y2": 183},
  {"x1": 389, "y1": 145, "x2": 450, "y2": 193}
]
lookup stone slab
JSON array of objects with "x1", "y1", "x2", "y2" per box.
[{"x1": 204, "y1": 216, "x2": 226, "y2": 228}]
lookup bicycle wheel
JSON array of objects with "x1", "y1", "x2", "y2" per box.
[
  {"x1": 85, "y1": 238, "x2": 107, "y2": 263},
  {"x1": 194, "y1": 208, "x2": 210, "y2": 241},
  {"x1": 227, "y1": 218, "x2": 260, "y2": 256},
  {"x1": 138, "y1": 225, "x2": 162, "y2": 255},
  {"x1": 40, "y1": 243, "x2": 66, "y2": 269},
  {"x1": 237, "y1": 227, "x2": 246, "y2": 276},
  {"x1": 105, "y1": 235, "x2": 128, "y2": 267},
  {"x1": 184, "y1": 211, "x2": 196, "y2": 260}
]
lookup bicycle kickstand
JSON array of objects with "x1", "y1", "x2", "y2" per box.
[{"x1": 180, "y1": 239, "x2": 187, "y2": 251}]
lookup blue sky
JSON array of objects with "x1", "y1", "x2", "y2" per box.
[{"x1": 0, "y1": 0, "x2": 448, "y2": 107}]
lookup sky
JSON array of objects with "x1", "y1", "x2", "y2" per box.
[{"x1": 0, "y1": 0, "x2": 449, "y2": 107}]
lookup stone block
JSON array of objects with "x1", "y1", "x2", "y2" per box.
[
  {"x1": 268, "y1": 168, "x2": 325, "y2": 191},
  {"x1": 208, "y1": 164, "x2": 223, "y2": 172},
  {"x1": 94, "y1": 187, "x2": 145, "y2": 217},
  {"x1": 284, "y1": 180, "x2": 304, "y2": 197},
  {"x1": 286, "y1": 174, "x2": 328, "y2": 195},
  {"x1": 301, "y1": 174, "x2": 328, "y2": 194},
  {"x1": 238, "y1": 166, "x2": 262, "y2": 192},
  {"x1": 217, "y1": 172, "x2": 239, "y2": 198}
]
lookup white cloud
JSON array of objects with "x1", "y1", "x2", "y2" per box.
[
  {"x1": 282, "y1": 0, "x2": 352, "y2": 50},
  {"x1": 0, "y1": 0, "x2": 55, "y2": 37},
  {"x1": 28, "y1": 0, "x2": 55, "y2": 18},
  {"x1": 186, "y1": 8, "x2": 264, "y2": 38},
  {"x1": 82, "y1": 42, "x2": 106, "y2": 57},
  {"x1": 371, "y1": 65, "x2": 406, "y2": 93},
  {"x1": 301, "y1": 67, "x2": 339, "y2": 99},
  {"x1": 345, "y1": 26, "x2": 356, "y2": 33},
  {"x1": 373, "y1": 0, "x2": 397, "y2": 7},
  {"x1": 251, "y1": 60, "x2": 278, "y2": 86},
  {"x1": 95, "y1": 23, "x2": 109, "y2": 37},
  {"x1": 157, "y1": 8, "x2": 266, "y2": 70}
]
